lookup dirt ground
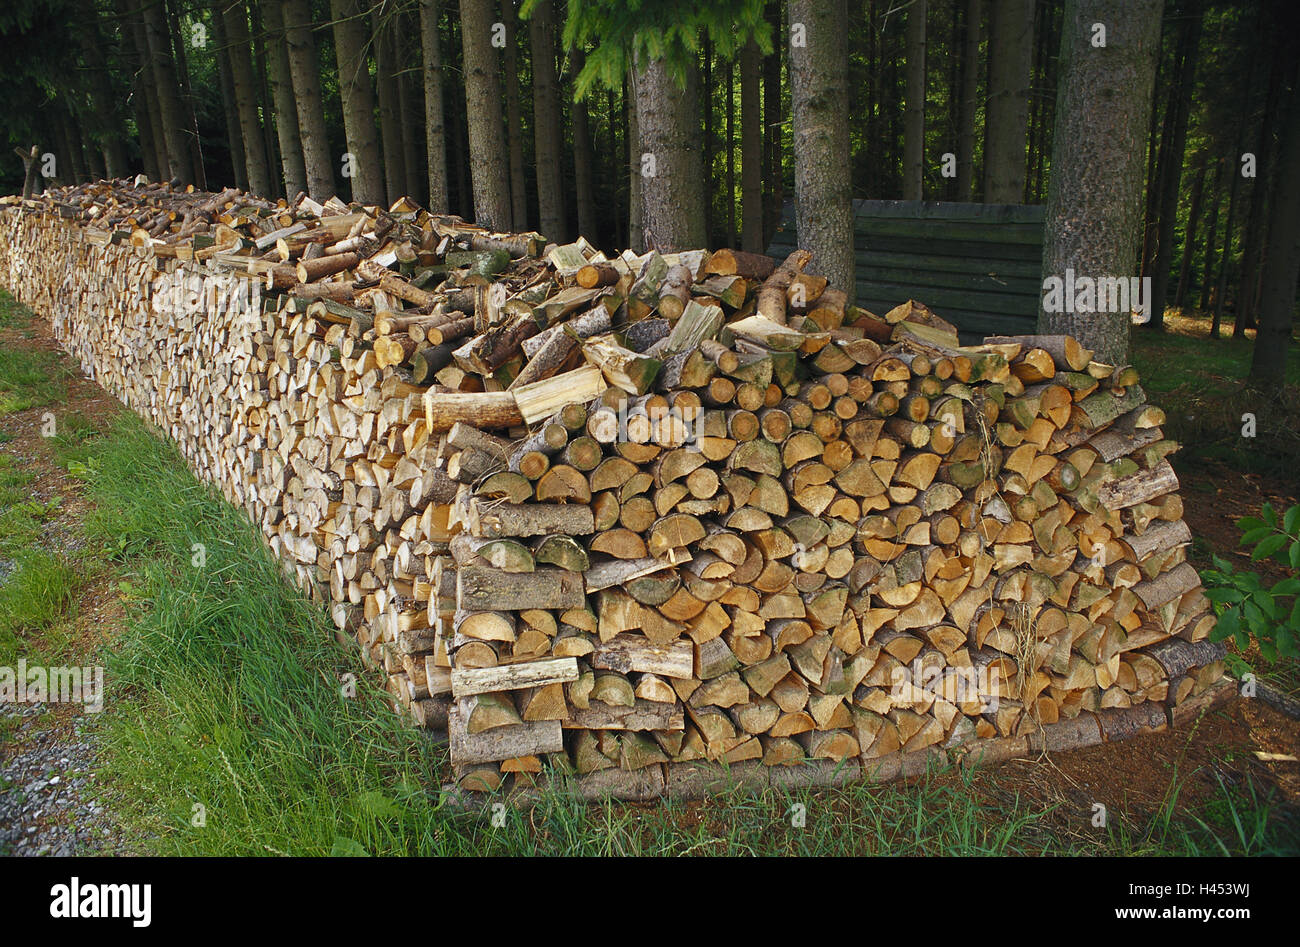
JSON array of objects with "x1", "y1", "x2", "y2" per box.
[{"x1": 1, "y1": 310, "x2": 1297, "y2": 854}]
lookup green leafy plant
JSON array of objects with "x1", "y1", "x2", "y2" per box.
[{"x1": 1199, "y1": 502, "x2": 1300, "y2": 670}]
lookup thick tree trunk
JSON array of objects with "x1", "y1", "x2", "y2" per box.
[
  {"x1": 503, "y1": 9, "x2": 528, "y2": 231},
  {"x1": 140, "y1": 0, "x2": 193, "y2": 182},
  {"x1": 373, "y1": 7, "x2": 407, "y2": 207},
  {"x1": 419, "y1": 0, "x2": 450, "y2": 212},
  {"x1": 762, "y1": 0, "x2": 784, "y2": 247},
  {"x1": 1038, "y1": 0, "x2": 1163, "y2": 364},
  {"x1": 725, "y1": 57, "x2": 736, "y2": 246},
  {"x1": 282, "y1": 0, "x2": 335, "y2": 198},
  {"x1": 903, "y1": 0, "x2": 927, "y2": 201},
  {"x1": 789, "y1": 0, "x2": 854, "y2": 298},
  {"x1": 572, "y1": 49, "x2": 598, "y2": 243},
  {"x1": 984, "y1": 0, "x2": 1034, "y2": 203},
  {"x1": 331, "y1": 0, "x2": 384, "y2": 204},
  {"x1": 740, "y1": 39, "x2": 763, "y2": 253},
  {"x1": 459, "y1": 0, "x2": 512, "y2": 230},
  {"x1": 264, "y1": 0, "x2": 308, "y2": 199},
  {"x1": 530, "y1": 0, "x2": 565, "y2": 241},
  {"x1": 632, "y1": 50, "x2": 707, "y2": 253},
  {"x1": 219, "y1": 0, "x2": 272, "y2": 196},
  {"x1": 956, "y1": 0, "x2": 981, "y2": 199},
  {"x1": 1146, "y1": 0, "x2": 1202, "y2": 330},
  {"x1": 1249, "y1": 57, "x2": 1300, "y2": 386}
]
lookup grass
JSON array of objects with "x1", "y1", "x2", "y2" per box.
[
  {"x1": 1132, "y1": 311, "x2": 1300, "y2": 476},
  {"x1": 1, "y1": 286, "x2": 1296, "y2": 856}
]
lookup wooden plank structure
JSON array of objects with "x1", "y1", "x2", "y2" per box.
[
  {"x1": 0, "y1": 179, "x2": 1230, "y2": 801},
  {"x1": 767, "y1": 200, "x2": 1046, "y2": 340}
]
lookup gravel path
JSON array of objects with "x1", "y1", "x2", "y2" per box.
[{"x1": 0, "y1": 702, "x2": 128, "y2": 856}]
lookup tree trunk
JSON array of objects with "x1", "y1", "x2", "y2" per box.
[
  {"x1": 264, "y1": 0, "x2": 308, "y2": 199},
  {"x1": 503, "y1": 9, "x2": 528, "y2": 231},
  {"x1": 1146, "y1": 0, "x2": 1203, "y2": 330},
  {"x1": 141, "y1": 0, "x2": 192, "y2": 182},
  {"x1": 209, "y1": 6, "x2": 246, "y2": 189},
  {"x1": 529, "y1": 0, "x2": 565, "y2": 241},
  {"x1": 420, "y1": 0, "x2": 450, "y2": 212},
  {"x1": 331, "y1": 0, "x2": 384, "y2": 204},
  {"x1": 398, "y1": 18, "x2": 424, "y2": 202},
  {"x1": 282, "y1": 0, "x2": 336, "y2": 198},
  {"x1": 250, "y1": 2, "x2": 280, "y2": 197},
  {"x1": 117, "y1": 0, "x2": 161, "y2": 183},
  {"x1": 789, "y1": 0, "x2": 854, "y2": 298},
  {"x1": 627, "y1": 66, "x2": 643, "y2": 252},
  {"x1": 1038, "y1": 0, "x2": 1163, "y2": 364},
  {"x1": 166, "y1": 0, "x2": 206, "y2": 188},
  {"x1": 956, "y1": 0, "x2": 981, "y2": 199},
  {"x1": 740, "y1": 39, "x2": 763, "y2": 253},
  {"x1": 903, "y1": 0, "x2": 927, "y2": 201},
  {"x1": 1248, "y1": 56, "x2": 1300, "y2": 386},
  {"x1": 459, "y1": 0, "x2": 511, "y2": 229},
  {"x1": 571, "y1": 48, "x2": 598, "y2": 243},
  {"x1": 1174, "y1": 154, "x2": 1206, "y2": 309},
  {"x1": 726, "y1": 56, "x2": 736, "y2": 246},
  {"x1": 632, "y1": 48, "x2": 707, "y2": 252},
  {"x1": 1235, "y1": 34, "x2": 1285, "y2": 338},
  {"x1": 983, "y1": 0, "x2": 1034, "y2": 203},
  {"x1": 77, "y1": 0, "x2": 129, "y2": 178},
  {"x1": 373, "y1": 7, "x2": 407, "y2": 207},
  {"x1": 702, "y1": 35, "x2": 714, "y2": 244},
  {"x1": 1204, "y1": 162, "x2": 1227, "y2": 335},
  {"x1": 219, "y1": 0, "x2": 272, "y2": 196},
  {"x1": 762, "y1": 0, "x2": 784, "y2": 248}
]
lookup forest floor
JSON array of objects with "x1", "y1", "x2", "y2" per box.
[{"x1": 0, "y1": 290, "x2": 1296, "y2": 856}]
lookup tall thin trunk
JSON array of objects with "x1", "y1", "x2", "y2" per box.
[
  {"x1": 78, "y1": 0, "x2": 129, "y2": 177},
  {"x1": 984, "y1": 0, "x2": 1034, "y2": 203},
  {"x1": 264, "y1": 0, "x2": 308, "y2": 198},
  {"x1": 571, "y1": 48, "x2": 597, "y2": 242},
  {"x1": 459, "y1": 0, "x2": 511, "y2": 229},
  {"x1": 740, "y1": 39, "x2": 763, "y2": 253},
  {"x1": 282, "y1": 0, "x2": 335, "y2": 198},
  {"x1": 632, "y1": 50, "x2": 707, "y2": 252},
  {"x1": 1174, "y1": 154, "x2": 1206, "y2": 309},
  {"x1": 1202, "y1": 161, "x2": 1224, "y2": 328},
  {"x1": 210, "y1": 6, "x2": 246, "y2": 189},
  {"x1": 219, "y1": 0, "x2": 272, "y2": 196},
  {"x1": 1248, "y1": 53, "x2": 1300, "y2": 386},
  {"x1": 762, "y1": 0, "x2": 784, "y2": 247},
  {"x1": 1139, "y1": 32, "x2": 1169, "y2": 278},
  {"x1": 1210, "y1": 160, "x2": 1240, "y2": 337},
  {"x1": 166, "y1": 0, "x2": 206, "y2": 188},
  {"x1": 1037, "y1": 0, "x2": 1163, "y2": 363},
  {"x1": 903, "y1": 0, "x2": 927, "y2": 201},
  {"x1": 503, "y1": 6, "x2": 528, "y2": 230},
  {"x1": 789, "y1": 0, "x2": 854, "y2": 297},
  {"x1": 373, "y1": 7, "x2": 406, "y2": 207},
  {"x1": 331, "y1": 0, "x2": 384, "y2": 204},
  {"x1": 250, "y1": 2, "x2": 280, "y2": 197},
  {"x1": 121, "y1": 0, "x2": 169, "y2": 180},
  {"x1": 702, "y1": 36, "x2": 714, "y2": 244},
  {"x1": 1236, "y1": 34, "x2": 1285, "y2": 337},
  {"x1": 140, "y1": 0, "x2": 193, "y2": 182},
  {"x1": 956, "y1": 0, "x2": 981, "y2": 199},
  {"x1": 627, "y1": 66, "x2": 643, "y2": 252},
  {"x1": 398, "y1": 20, "x2": 423, "y2": 202},
  {"x1": 529, "y1": 0, "x2": 564, "y2": 240},
  {"x1": 726, "y1": 57, "x2": 736, "y2": 246},
  {"x1": 1146, "y1": 0, "x2": 1203, "y2": 330},
  {"x1": 420, "y1": 0, "x2": 450, "y2": 212}
]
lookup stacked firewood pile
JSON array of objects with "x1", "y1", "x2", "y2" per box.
[{"x1": 0, "y1": 179, "x2": 1230, "y2": 800}]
